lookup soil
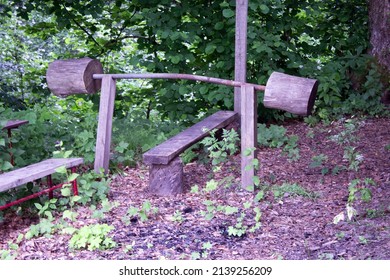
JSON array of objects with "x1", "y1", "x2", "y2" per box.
[{"x1": 1, "y1": 117, "x2": 389, "y2": 260}]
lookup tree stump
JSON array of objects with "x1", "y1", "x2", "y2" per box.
[
  {"x1": 46, "y1": 57, "x2": 103, "y2": 97},
  {"x1": 147, "y1": 157, "x2": 184, "y2": 196}
]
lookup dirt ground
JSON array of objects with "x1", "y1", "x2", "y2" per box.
[{"x1": 1, "y1": 116, "x2": 389, "y2": 260}]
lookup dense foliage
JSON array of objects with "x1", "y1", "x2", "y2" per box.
[{"x1": 1, "y1": 0, "x2": 388, "y2": 118}]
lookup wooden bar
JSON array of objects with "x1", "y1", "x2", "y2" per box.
[
  {"x1": 92, "y1": 73, "x2": 266, "y2": 92},
  {"x1": 240, "y1": 85, "x2": 257, "y2": 191},
  {"x1": 0, "y1": 158, "x2": 83, "y2": 192},
  {"x1": 143, "y1": 111, "x2": 238, "y2": 165},
  {"x1": 94, "y1": 75, "x2": 116, "y2": 173},
  {"x1": 234, "y1": 0, "x2": 249, "y2": 114}
]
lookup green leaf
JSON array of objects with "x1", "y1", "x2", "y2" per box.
[
  {"x1": 63, "y1": 210, "x2": 75, "y2": 221},
  {"x1": 214, "y1": 22, "x2": 224, "y2": 30},
  {"x1": 254, "y1": 190, "x2": 264, "y2": 202},
  {"x1": 202, "y1": 242, "x2": 213, "y2": 250},
  {"x1": 34, "y1": 203, "x2": 42, "y2": 210},
  {"x1": 205, "y1": 44, "x2": 216, "y2": 54},
  {"x1": 225, "y1": 206, "x2": 238, "y2": 215},
  {"x1": 1, "y1": 161, "x2": 13, "y2": 171},
  {"x1": 260, "y1": 4, "x2": 270, "y2": 14},
  {"x1": 127, "y1": 206, "x2": 139, "y2": 216},
  {"x1": 55, "y1": 166, "x2": 67, "y2": 174},
  {"x1": 63, "y1": 150, "x2": 73, "y2": 158},
  {"x1": 243, "y1": 201, "x2": 252, "y2": 209},
  {"x1": 171, "y1": 55, "x2": 181, "y2": 64},
  {"x1": 61, "y1": 187, "x2": 71, "y2": 197},
  {"x1": 222, "y1": 9, "x2": 235, "y2": 18},
  {"x1": 246, "y1": 184, "x2": 254, "y2": 192},
  {"x1": 190, "y1": 185, "x2": 199, "y2": 194},
  {"x1": 68, "y1": 173, "x2": 79, "y2": 182},
  {"x1": 360, "y1": 188, "x2": 372, "y2": 202},
  {"x1": 253, "y1": 176, "x2": 260, "y2": 186}
]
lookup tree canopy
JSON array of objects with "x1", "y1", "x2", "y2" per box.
[{"x1": 0, "y1": 0, "x2": 388, "y2": 121}]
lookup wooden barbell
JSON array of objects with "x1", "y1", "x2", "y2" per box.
[{"x1": 46, "y1": 57, "x2": 318, "y2": 116}]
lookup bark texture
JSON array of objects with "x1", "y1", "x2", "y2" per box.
[{"x1": 368, "y1": 0, "x2": 390, "y2": 104}]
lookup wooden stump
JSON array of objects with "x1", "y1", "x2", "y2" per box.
[
  {"x1": 147, "y1": 157, "x2": 184, "y2": 196},
  {"x1": 46, "y1": 57, "x2": 103, "y2": 97},
  {"x1": 264, "y1": 72, "x2": 318, "y2": 116}
]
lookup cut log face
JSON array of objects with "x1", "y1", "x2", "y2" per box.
[
  {"x1": 46, "y1": 57, "x2": 103, "y2": 97},
  {"x1": 148, "y1": 157, "x2": 184, "y2": 196},
  {"x1": 263, "y1": 72, "x2": 319, "y2": 116}
]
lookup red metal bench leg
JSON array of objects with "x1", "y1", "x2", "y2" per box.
[
  {"x1": 7, "y1": 128, "x2": 14, "y2": 166},
  {"x1": 71, "y1": 167, "x2": 78, "y2": 195},
  {"x1": 1, "y1": 167, "x2": 80, "y2": 211},
  {"x1": 0, "y1": 183, "x2": 66, "y2": 211},
  {"x1": 47, "y1": 175, "x2": 54, "y2": 199}
]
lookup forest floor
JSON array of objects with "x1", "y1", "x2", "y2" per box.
[{"x1": 1, "y1": 116, "x2": 389, "y2": 260}]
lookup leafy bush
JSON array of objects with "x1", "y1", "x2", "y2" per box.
[
  {"x1": 257, "y1": 124, "x2": 300, "y2": 161},
  {"x1": 68, "y1": 224, "x2": 116, "y2": 251}
]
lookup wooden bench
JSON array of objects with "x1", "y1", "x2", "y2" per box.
[
  {"x1": 0, "y1": 158, "x2": 83, "y2": 211},
  {"x1": 2, "y1": 119, "x2": 29, "y2": 166},
  {"x1": 143, "y1": 110, "x2": 238, "y2": 195}
]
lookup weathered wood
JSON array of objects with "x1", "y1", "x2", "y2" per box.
[
  {"x1": 241, "y1": 85, "x2": 257, "y2": 190},
  {"x1": 148, "y1": 157, "x2": 184, "y2": 196},
  {"x1": 46, "y1": 57, "x2": 103, "y2": 97},
  {"x1": 263, "y1": 72, "x2": 318, "y2": 116},
  {"x1": 93, "y1": 73, "x2": 266, "y2": 92},
  {"x1": 2, "y1": 120, "x2": 29, "y2": 130},
  {"x1": 143, "y1": 111, "x2": 238, "y2": 165},
  {"x1": 0, "y1": 158, "x2": 83, "y2": 192},
  {"x1": 94, "y1": 76, "x2": 116, "y2": 173},
  {"x1": 234, "y1": 0, "x2": 249, "y2": 114}
]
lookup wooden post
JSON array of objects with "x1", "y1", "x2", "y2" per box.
[
  {"x1": 240, "y1": 85, "x2": 257, "y2": 190},
  {"x1": 94, "y1": 75, "x2": 116, "y2": 173},
  {"x1": 234, "y1": 0, "x2": 249, "y2": 115}
]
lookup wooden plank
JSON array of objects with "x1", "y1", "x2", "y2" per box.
[
  {"x1": 234, "y1": 0, "x2": 249, "y2": 114},
  {"x1": 240, "y1": 85, "x2": 257, "y2": 190},
  {"x1": 0, "y1": 158, "x2": 84, "y2": 192},
  {"x1": 2, "y1": 120, "x2": 29, "y2": 130},
  {"x1": 94, "y1": 75, "x2": 116, "y2": 173},
  {"x1": 143, "y1": 111, "x2": 238, "y2": 165}
]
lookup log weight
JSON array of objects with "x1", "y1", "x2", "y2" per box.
[{"x1": 46, "y1": 58, "x2": 318, "y2": 116}]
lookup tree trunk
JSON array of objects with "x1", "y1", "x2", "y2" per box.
[{"x1": 368, "y1": 0, "x2": 390, "y2": 103}]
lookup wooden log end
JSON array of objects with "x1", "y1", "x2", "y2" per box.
[
  {"x1": 264, "y1": 72, "x2": 319, "y2": 116},
  {"x1": 46, "y1": 57, "x2": 103, "y2": 97},
  {"x1": 147, "y1": 157, "x2": 184, "y2": 196}
]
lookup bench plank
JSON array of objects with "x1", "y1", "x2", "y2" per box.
[
  {"x1": 0, "y1": 158, "x2": 84, "y2": 192},
  {"x1": 143, "y1": 111, "x2": 238, "y2": 165},
  {"x1": 2, "y1": 120, "x2": 29, "y2": 130}
]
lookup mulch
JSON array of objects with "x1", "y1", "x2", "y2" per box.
[{"x1": 1, "y1": 117, "x2": 389, "y2": 260}]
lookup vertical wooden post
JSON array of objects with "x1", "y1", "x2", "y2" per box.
[
  {"x1": 234, "y1": 0, "x2": 249, "y2": 115},
  {"x1": 240, "y1": 85, "x2": 257, "y2": 190},
  {"x1": 94, "y1": 75, "x2": 116, "y2": 173}
]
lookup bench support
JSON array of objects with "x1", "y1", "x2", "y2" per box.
[
  {"x1": 0, "y1": 176, "x2": 78, "y2": 211},
  {"x1": 148, "y1": 157, "x2": 184, "y2": 195},
  {"x1": 143, "y1": 111, "x2": 238, "y2": 195},
  {"x1": 0, "y1": 159, "x2": 83, "y2": 211}
]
